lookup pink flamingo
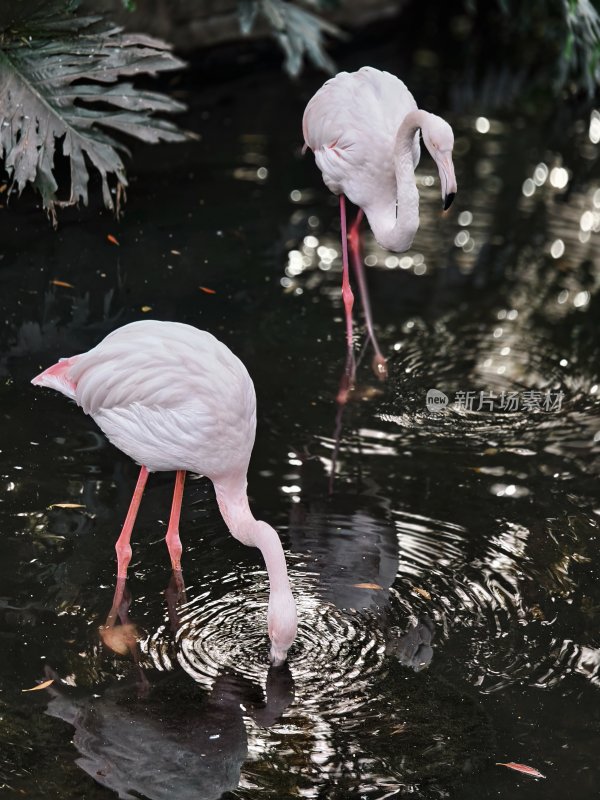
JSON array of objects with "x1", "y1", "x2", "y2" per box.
[
  {"x1": 303, "y1": 66, "x2": 457, "y2": 380},
  {"x1": 32, "y1": 320, "x2": 298, "y2": 665}
]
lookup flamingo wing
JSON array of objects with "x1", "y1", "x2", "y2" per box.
[{"x1": 70, "y1": 321, "x2": 253, "y2": 418}]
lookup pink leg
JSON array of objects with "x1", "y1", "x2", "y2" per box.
[
  {"x1": 165, "y1": 570, "x2": 187, "y2": 633},
  {"x1": 165, "y1": 470, "x2": 186, "y2": 572},
  {"x1": 104, "y1": 577, "x2": 127, "y2": 629},
  {"x1": 339, "y1": 194, "x2": 355, "y2": 348},
  {"x1": 348, "y1": 211, "x2": 388, "y2": 380},
  {"x1": 335, "y1": 195, "x2": 356, "y2": 405},
  {"x1": 115, "y1": 466, "x2": 149, "y2": 578}
]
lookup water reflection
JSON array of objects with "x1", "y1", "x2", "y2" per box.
[
  {"x1": 300, "y1": 424, "x2": 600, "y2": 703},
  {"x1": 45, "y1": 574, "x2": 294, "y2": 800},
  {"x1": 45, "y1": 667, "x2": 293, "y2": 800},
  {"x1": 127, "y1": 462, "x2": 503, "y2": 797}
]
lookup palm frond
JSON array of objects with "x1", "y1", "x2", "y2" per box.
[
  {"x1": 560, "y1": 0, "x2": 600, "y2": 95},
  {"x1": 238, "y1": 0, "x2": 342, "y2": 76},
  {"x1": 0, "y1": 3, "x2": 191, "y2": 223}
]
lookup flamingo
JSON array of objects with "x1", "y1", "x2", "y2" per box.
[
  {"x1": 303, "y1": 66, "x2": 457, "y2": 380},
  {"x1": 32, "y1": 320, "x2": 298, "y2": 665}
]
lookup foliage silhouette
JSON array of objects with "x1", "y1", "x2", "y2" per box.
[{"x1": 0, "y1": 0, "x2": 191, "y2": 223}]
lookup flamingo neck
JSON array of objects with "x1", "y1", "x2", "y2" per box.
[
  {"x1": 214, "y1": 479, "x2": 292, "y2": 596},
  {"x1": 214, "y1": 477, "x2": 298, "y2": 663},
  {"x1": 364, "y1": 109, "x2": 427, "y2": 253}
]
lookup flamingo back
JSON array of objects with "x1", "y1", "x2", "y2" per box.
[{"x1": 33, "y1": 321, "x2": 257, "y2": 480}]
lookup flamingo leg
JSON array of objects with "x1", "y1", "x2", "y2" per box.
[
  {"x1": 330, "y1": 344, "x2": 356, "y2": 489},
  {"x1": 348, "y1": 210, "x2": 388, "y2": 380},
  {"x1": 165, "y1": 470, "x2": 186, "y2": 572},
  {"x1": 104, "y1": 577, "x2": 127, "y2": 628},
  {"x1": 165, "y1": 570, "x2": 187, "y2": 633},
  {"x1": 335, "y1": 194, "x2": 357, "y2": 406},
  {"x1": 339, "y1": 194, "x2": 355, "y2": 349},
  {"x1": 115, "y1": 466, "x2": 149, "y2": 578}
]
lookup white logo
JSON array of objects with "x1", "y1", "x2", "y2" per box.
[{"x1": 426, "y1": 388, "x2": 449, "y2": 411}]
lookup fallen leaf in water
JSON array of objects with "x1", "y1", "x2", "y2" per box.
[
  {"x1": 99, "y1": 623, "x2": 141, "y2": 656},
  {"x1": 22, "y1": 678, "x2": 54, "y2": 692},
  {"x1": 412, "y1": 586, "x2": 432, "y2": 600},
  {"x1": 484, "y1": 447, "x2": 498, "y2": 456},
  {"x1": 141, "y1": 305, "x2": 152, "y2": 313},
  {"x1": 353, "y1": 582, "x2": 383, "y2": 590},
  {"x1": 390, "y1": 723, "x2": 407, "y2": 735},
  {"x1": 107, "y1": 234, "x2": 119, "y2": 245},
  {"x1": 49, "y1": 502, "x2": 85, "y2": 509},
  {"x1": 572, "y1": 552, "x2": 592, "y2": 564},
  {"x1": 170, "y1": 249, "x2": 181, "y2": 255},
  {"x1": 199, "y1": 286, "x2": 216, "y2": 294},
  {"x1": 0, "y1": 184, "x2": 7, "y2": 193},
  {"x1": 348, "y1": 384, "x2": 384, "y2": 402},
  {"x1": 530, "y1": 604, "x2": 545, "y2": 621},
  {"x1": 51, "y1": 279, "x2": 75, "y2": 289},
  {"x1": 496, "y1": 762, "x2": 546, "y2": 779}
]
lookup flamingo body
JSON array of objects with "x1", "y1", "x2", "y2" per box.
[
  {"x1": 302, "y1": 66, "x2": 457, "y2": 379},
  {"x1": 303, "y1": 66, "x2": 457, "y2": 253},
  {"x1": 32, "y1": 320, "x2": 297, "y2": 664},
  {"x1": 303, "y1": 67, "x2": 420, "y2": 214},
  {"x1": 35, "y1": 321, "x2": 256, "y2": 478}
]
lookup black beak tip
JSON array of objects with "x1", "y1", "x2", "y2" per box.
[{"x1": 443, "y1": 192, "x2": 456, "y2": 211}]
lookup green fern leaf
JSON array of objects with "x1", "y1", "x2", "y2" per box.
[{"x1": 0, "y1": 5, "x2": 190, "y2": 223}]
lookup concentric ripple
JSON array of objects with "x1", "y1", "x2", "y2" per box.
[
  {"x1": 138, "y1": 556, "x2": 496, "y2": 797},
  {"x1": 382, "y1": 509, "x2": 598, "y2": 694},
  {"x1": 142, "y1": 565, "x2": 387, "y2": 713}
]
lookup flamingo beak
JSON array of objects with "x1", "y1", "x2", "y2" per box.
[
  {"x1": 444, "y1": 191, "x2": 456, "y2": 211},
  {"x1": 437, "y1": 154, "x2": 457, "y2": 211}
]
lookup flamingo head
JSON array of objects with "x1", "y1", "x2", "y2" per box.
[
  {"x1": 421, "y1": 113, "x2": 457, "y2": 211},
  {"x1": 267, "y1": 588, "x2": 298, "y2": 666}
]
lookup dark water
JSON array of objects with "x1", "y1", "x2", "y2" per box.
[{"x1": 1, "y1": 25, "x2": 600, "y2": 800}]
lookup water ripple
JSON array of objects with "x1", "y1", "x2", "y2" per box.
[{"x1": 142, "y1": 567, "x2": 387, "y2": 717}]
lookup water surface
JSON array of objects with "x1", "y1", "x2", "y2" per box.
[{"x1": 1, "y1": 28, "x2": 600, "y2": 800}]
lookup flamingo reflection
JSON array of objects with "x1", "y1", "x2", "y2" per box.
[{"x1": 45, "y1": 572, "x2": 294, "y2": 800}]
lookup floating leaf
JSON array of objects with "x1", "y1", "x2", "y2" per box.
[
  {"x1": 141, "y1": 305, "x2": 152, "y2": 312},
  {"x1": 49, "y1": 502, "x2": 85, "y2": 509},
  {"x1": 170, "y1": 249, "x2": 181, "y2": 255},
  {"x1": 199, "y1": 286, "x2": 217, "y2": 295},
  {"x1": 107, "y1": 234, "x2": 120, "y2": 246},
  {"x1": 349, "y1": 384, "x2": 384, "y2": 402},
  {"x1": 22, "y1": 678, "x2": 55, "y2": 692},
  {"x1": 390, "y1": 723, "x2": 407, "y2": 735},
  {"x1": 353, "y1": 582, "x2": 383, "y2": 590},
  {"x1": 496, "y1": 762, "x2": 546, "y2": 779},
  {"x1": 50, "y1": 279, "x2": 75, "y2": 289},
  {"x1": 412, "y1": 586, "x2": 432, "y2": 600},
  {"x1": 99, "y1": 623, "x2": 141, "y2": 656}
]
